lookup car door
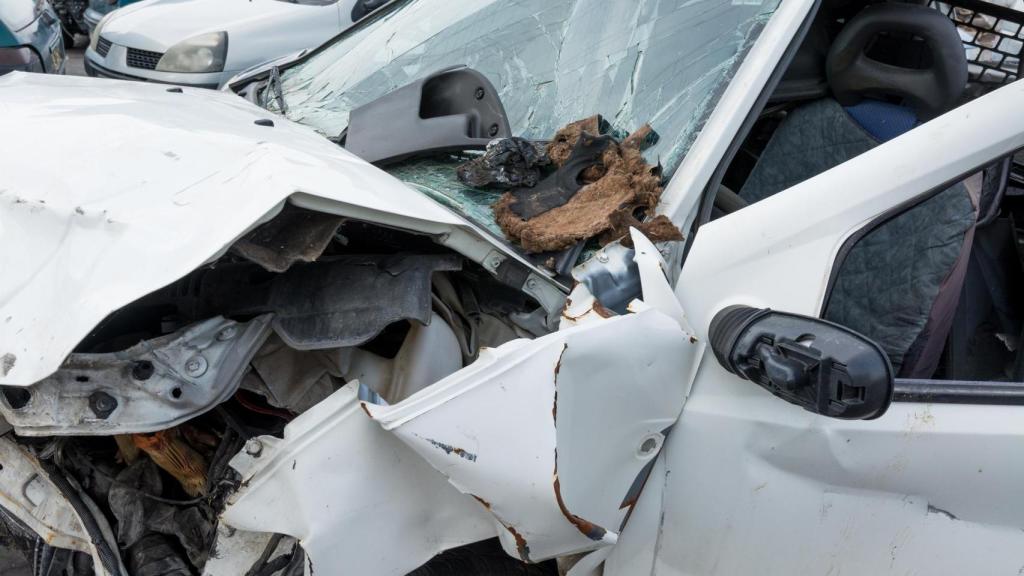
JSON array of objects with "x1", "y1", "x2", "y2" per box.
[{"x1": 602, "y1": 78, "x2": 1024, "y2": 575}]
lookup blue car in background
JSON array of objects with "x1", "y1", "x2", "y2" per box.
[
  {"x1": 83, "y1": 0, "x2": 141, "y2": 34},
  {"x1": 0, "y1": 1, "x2": 66, "y2": 75}
]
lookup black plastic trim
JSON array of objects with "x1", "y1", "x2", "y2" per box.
[
  {"x1": 84, "y1": 59, "x2": 217, "y2": 89},
  {"x1": 893, "y1": 378, "x2": 1024, "y2": 405}
]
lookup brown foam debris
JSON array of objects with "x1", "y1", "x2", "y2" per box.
[
  {"x1": 547, "y1": 116, "x2": 605, "y2": 183},
  {"x1": 114, "y1": 434, "x2": 141, "y2": 465},
  {"x1": 495, "y1": 119, "x2": 676, "y2": 253},
  {"x1": 133, "y1": 429, "x2": 208, "y2": 497},
  {"x1": 612, "y1": 214, "x2": 685, "y2": 248}
]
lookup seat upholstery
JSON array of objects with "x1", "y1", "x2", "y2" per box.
[{"x1": 737, "y1": 97, "x2": 977, "y2": 377}]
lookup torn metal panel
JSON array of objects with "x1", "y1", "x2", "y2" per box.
[
  {"x1": 630, "y1": 227, "x2": 693, "y2": 334},
  {"x1": 221, "y1": 383, "x2": 495, "y2": 576},
  {"x1": 0, "y1": 438, "x2": 92, "y2": 554},
  {"x1": 0, "y1": 316, "x2": 272, "y2": 436},
  {"x1": 365, "y1": 308, "x2": 700, "y2": 562},
  {"x1": 0, "y1": 437, "x2": 115, "y2": 576},
  {"x1": 0, "y1": 73, "x2": 562, "y2": 388},
  {"x1": 559, "y1": 283, "x2": 615, "y2": 329}
]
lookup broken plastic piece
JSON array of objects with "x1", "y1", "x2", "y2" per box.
[
  {"x1": 231, "y1": 205, "x2": 344, "y2": 273},
  {"x1": 507, "y1": 133, "x2": 614, "y2": 220},
  {"x1": 456, "y1": 137, "x2": 550, "y2": 189},
  {"x1": 344, "y1": 66, "x2": 511, "y2": 164}
]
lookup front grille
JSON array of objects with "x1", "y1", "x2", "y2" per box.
[
  {"x1": 96, "y1": 36, "x2": 111, "y2": 57},
  {"x1": 126, "y1": 47, "x2": 163, "y2": 70}
]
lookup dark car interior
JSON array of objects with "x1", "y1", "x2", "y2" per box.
[{"x1": 711, "y1": 0, "x2": 1024, "y2": 383}]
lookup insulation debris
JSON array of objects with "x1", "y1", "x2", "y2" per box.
[
  {"x1": 493, "y1": 116, "x2": 682, "y2": 253},
  {"x1": 133, "y1": 429, "x2": 209, "y2": 497},
  {"x1": 456, "y1": 137, "x2": 550, "y2": 189},
  {"x1": 108, "y1": 459, "x2": 215, "y2": 570}
]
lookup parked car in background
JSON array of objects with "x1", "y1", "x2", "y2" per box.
[
  {"x1": 84, "y1": 0, "x2": 394, "y2": 88},
  {"x1": 0, "y1": 0, "x2": 66, "y2": 76},
  {"x1": 51, "y1": 0, "x2": 87, "y2": 47},
  {"x1": 82, "y1": 0, "x2": 143, "y2": 35}
]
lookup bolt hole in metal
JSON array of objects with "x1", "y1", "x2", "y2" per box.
[
  {"x1": 474, "y1": 87, "x2": 485, "y2": 100},
  {"x1": 74, "y1": 375, "x2": 89, "y2": 383},
  {"x1": 637, "y1": 433, "x2": 663, "y2": 459},
  {"x1": 1, "y1": 387, "x2": 30, "y2": 410},
  {"x1": 132, "y1": 360, "x2": 155, "y2": 381},
  {"x1": 171, "y1": 388, "x2": 182, "y2": 399}
]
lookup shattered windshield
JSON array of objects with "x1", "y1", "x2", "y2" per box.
[
  {"x1": 275, "y1": 0, "x2": 779, "y2": 176},
  {"x1": 272, "y1": 0, "x2": 779, "y2": 247}
]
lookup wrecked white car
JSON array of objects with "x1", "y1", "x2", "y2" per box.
[{"x1": 4, "y1": 0, "x2": 1024, "y2": 574}]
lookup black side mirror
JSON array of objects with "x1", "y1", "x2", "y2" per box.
[{"x1": 709, "y1": 306, "x2": 893, "y2": 419}]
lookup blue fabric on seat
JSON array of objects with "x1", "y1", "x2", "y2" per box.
[{"x1": 844, "y1": 99, "x2": 918, "y2": 142}]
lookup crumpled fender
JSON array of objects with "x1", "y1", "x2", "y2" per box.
[{"x1": 0, "y1": 73, "x2": 540, "y2": 386}]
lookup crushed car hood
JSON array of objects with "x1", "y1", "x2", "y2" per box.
[{"x1": 0, "y1": 73, "x2": 525, "y2": 387}]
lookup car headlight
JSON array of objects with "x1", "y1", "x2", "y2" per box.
[
  {"x1": 156, "y1": 32, "x2": 228, "y2": 73},
  {"x1": 89, "y1": 13, "x2": 112, "y2": 52}
]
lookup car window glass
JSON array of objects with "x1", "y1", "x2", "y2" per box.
[
  {"x1": 823, "y1": 154, "x2": 1024, "y2": 383},
  {"x1": 273, "y1": 0, "x2": 782, "y2": 180}
]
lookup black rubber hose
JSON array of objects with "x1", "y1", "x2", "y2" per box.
[{"x1": 38, "y1": 462, "x2": 125, "y2": 576}]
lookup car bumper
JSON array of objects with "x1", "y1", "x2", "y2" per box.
[{"x1": 84, "y1": 46, "x2": 225, "y2": 89}]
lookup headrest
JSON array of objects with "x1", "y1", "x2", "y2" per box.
[{"x1": 826, "y1": 3, "x2": 967, "y2": 120}]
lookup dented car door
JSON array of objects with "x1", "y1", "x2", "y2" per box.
[
  {"x1": 224, "y1": 298, "x2": 702, "y2": 572},
  {"x1": 602, "y1": 79, "x2": 1024, "y2": 575}
]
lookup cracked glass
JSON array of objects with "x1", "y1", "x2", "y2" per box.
[{"x1": 271, "y1": 0, "x2": 781, "y2": 235}]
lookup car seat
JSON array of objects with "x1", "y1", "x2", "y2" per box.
[{"x1": 737, "y1": 3, "x2": 975, "y2": 378}]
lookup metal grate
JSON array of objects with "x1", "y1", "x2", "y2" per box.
[
  {"x1": 930, "y1": 0, "x2": 1024, "y2": 87},
  {"x1": 126, "y1": 47, "x2": 163, "y2": 70},
  {"x1": 96, "y1": 36, "x2": 111, "y2": 57}
]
